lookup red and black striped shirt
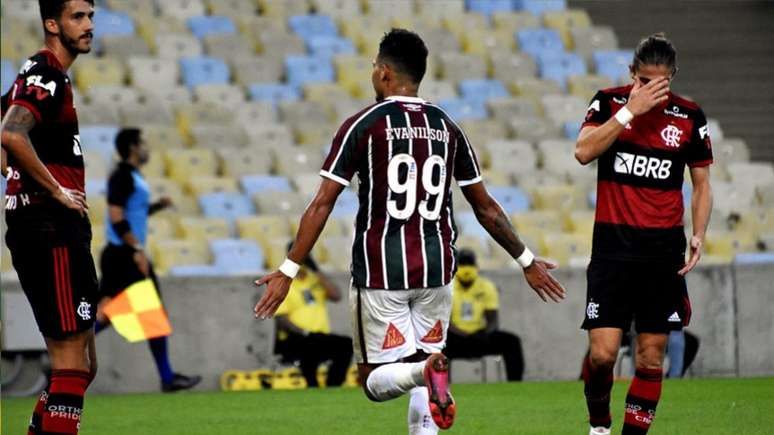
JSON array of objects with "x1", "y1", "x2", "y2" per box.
[
  {"x1": 582, "y1": 85, "x2": 713, "y2": 262},
  {"x1": 4, "y1": 49, "x2": 84, "y2": 212},
  {"x1": 321, "y1": 96, "x2": 482, "y2": 290}
]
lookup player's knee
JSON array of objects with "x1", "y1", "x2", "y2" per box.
[
  {"x1": 589, "y1": 347, "x2": 617, "y2": 371},
  {"x1": 361, "y1": 378, "x2": 385, "y2": 403},
  {"x1": 635, "y1": 348, "x2": 664, "y2": 370}
]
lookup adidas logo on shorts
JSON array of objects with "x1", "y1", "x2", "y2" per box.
[{"x1": 668, "y1": 312, "x2": 681, "y2": 322}]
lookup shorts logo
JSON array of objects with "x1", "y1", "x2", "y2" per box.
[
  {"x1": 586, "y1": 301, "x2": 600, "y2": 319},
  {"x1": 660, "y1": 125, "x2": 683, "y2": 148},
  {"x1": 77, "y1": 301, "x2": 92, "y2": 320},
  {"x1": 614, "y1": 152, "x2": 672, "y2": 180},
  {"x1": 382, "y1": 322, "x2": 406, "y2": 350},
  {"x1": 420, "y1": 320, "x2": 444, "y2": 343},
  {"x1": 668, "y1": 312, "x2": 681, "y2": 322}
]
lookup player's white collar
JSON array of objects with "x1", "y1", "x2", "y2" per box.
[{"x1": 386, "y1": 95, "x2": 425, "y2": 104}]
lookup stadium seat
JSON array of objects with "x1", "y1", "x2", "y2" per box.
[
  {"x1": 593, "y1": 50, "x2": 632, "y2": 84},
  {"x1": 543, "y1": 233, "x2": 591, "y2": 266},
  {"x1": 93, "y1": 9, "x2": 135, "y2": 45},
  {"x1": 190, "y1": 122, "x2": 245, "y2": 147},
  {"x1": 705, "y1": 230, "x2": 758, "y2": 261},
  {"x1": 512, "y1": 210, "x2": 564, "y2": 235},
  {"x1": 100, "y1": 34, "x2": 150, "y2": 58},
  {"x1": 2, "y1": 0, "x2": 43, "y2": 21},
  {"x1": 537, "y1": 52, "x2": 587, "y2": 90},
  {"x1": 1, "y1": 60, "x2": 16, "y2": 95},
  {"x1": 206, "y1": 0, "x2": 258, "y2": 20},
  {"x1": 488, "y1": 186, "x2": 530, "y2": 214},
  {"x1": 320, "y1": 236, "x2": 353, "y2": 271},
  {"x1": 487, "y1": 97, "x2": 539, "y2": 122},
  {"x1": 728, "y1": 162, "x2": 774, "y2": 191},
  {"x1": 285, "y1": 55, "x2": 335, "y2": 87},
  {"x1": 438, "y1": 98, "x2": 488, "y2": 122},
  {"x1": 194, "y1": 83, "x2": 246, "y2": 109},
  {"x1": 80, "y1": 125, "x2": 120, "y2": 163},
  {"x1": 240, "y1": 175, "x2": 293, "y2": 197},
  {"x1": 243, "y1": 125, "x2": 295, "y2": 153},
  {"x1": 152, "y1": 239, "x2": 210, "y2": 276},
  {"x1": 199, "y1": 192, "x2": 255, "y2": 224},
  {"x1": 363, "y1": 0, "x2": 416, "y2": 17},
  {"x1": 508, "y1": 117, "x2": 562, "y2": 142},
  {"x1": 146, "y1": 178, "x2": 196, "y2": 213},
  {"x1": 541, "y1": 94, "x2": 588, "y2": 125},
  {"x1": 293, "y1": 174, "x2": 324, "y2": 197},
  {"x1": 712, "y1": 182, "x2": 757, "y2": 217},
  {"x1": 74, "y1": 57, "x2": 125, "y2": 90},
  {"x1": 204, "y1": 34, "x2": 256, "y2": 63},
  {"x1": 86, "y1": 85, "x2": 140, "y2": 107},
  {"x1": 489, "y1": 52, "x2": 537, "y2": 84},
  {"x1": 491, "y1": 10, "x2": 540, "y2": 34},
  {"x1": 156, "y1": 33, "x2": 204, "y2": 60},
  {"x1": 568, "y1": 74, "x2": 614, "y2": 101},
  {"x1": 275, "y1": 147, "x2": 325, "y2": 177},
  {"x1": 563, "y1": 120, "x2": 583, "y2": 140},
  {"x1": 312, "y1": 0, "x2": 363, "y2": 17},
  {"x1": 238, "y1": 15, "x2": 288, "y2": 40},
  {"x1": 438, "y1": 52, "x2": 488, "y2": 84},
  {"x1": 513, "y1": 0, "x2": 567, "y2": 16},
  {"x1": 458, "y1": 119, "x2": 509, "y2": 151},
  {"x1": 419, "y1": 80, "x2": 458, "y2": 103},
  {"x1": 307, "y1": 36, "x2": 357, "y2": 60},
  {"x1": 158, "y1": 0, "x2": 207, "y2": 21},
  {"x1": 714, "y1": 138, "x2": 750, "y2": 164},
  {"x1": 248, "y1": 83, "x2": 302, "y2": 106},
  {"x1": 164, "y1": 148, "x2": 218, "y2": 183},
  {"x1": 516, "y1": 28, "x2": 565, "y2": 58},
  {"x1": 168, "y1": 264, "x2": 225, "y2": 276},
  {"x1": 455, "y1": 210, "x2": 489, "y2": 240},
  {"x1": 459, "y1": 79, "x2": 510, "y2": 105},
  {"x1": 331, "y1": 190, "x2": 359, "y2": 218},
  {"x1": 180, "y1": 56, "x2": 230, "y2": 89},
  {"x1": 85, "y1": 178, "x2": 107, "y2": 200},
  {"x1": 120, "y1": 101, "x2": 175, "y2": 127},
  {"x1": 218, "y1": 146, "x2": 274, "y2": 177},
  {"x1": 186, "y1": 176, "x2": 239, "y2": 196},
  {"x1": 465, "y1": 0, "x2": 513, "y2": 16},
  {"x1": 278, "y1": 100, "x2": 331, "y2": 127},
  {"x1": 571, "y1": 26, "x2": 618, "y2": 61},
  {"x1": 147, "y1": 216, "x2": 176, "y2": 240},
  {"x1": 531, "y1": 183, "x2": 586, "y2": 212},
  {"x1": 128, "y1": 57, "x2": 179, "y2": 91},
  {"x1": 257, "y1": 0, "x2": 310, "y2": 18},
  {"x1": 83, "y1": 152, "x2": 109, "y2": 180},
  {"x1": 175, "y1": 102, "x2": 231, "y2": 139},
  {"x1": 187, "y1": 16, "x2": 236, "y2": 39},
  {"x1": 707, "y1": 118, "x2": 725, "y2": 142},
  {"x1": 568, "y1": 210, "x2": 595, "y2": 238},
  {"x1": 236, "y1": 215, "x2": 292, "y2": 247},
  {"x1": 253, "y1": 191, "x2": 309, "y2": 215},
  {"x1": 303, "y1": 83, "x2": 352, "y2": 110},
  {"x1": 143, "y1": 125, "x2": 186, "y2": 150},
  {"x1": 255, "y1": 31, "x2": 307, "y2": 58},
  {"x1": 485, "y1": 140, "x2": 537, "y2": 175},
  {"x1": 542, "y1": 9, "x2": 592, "y2": 47},
  {"x1": 233, "y1": 101, "x2": 277, "y2": 128},
  {"x1": 231, "y1": 57, "x2": 284, "y2": 86},
  {"x1": 418, "y1": 27, "x2": 462, "y2": 56},
  {"x1": 509, "y1": 76, "x2": 563, "y2": 100},
  {"x1": 289, "y1": 15, "x2": 339, "y2": 42},
  {"x1": 210, "y1": 239, "x2": 265, "y2": 275},
  {"x1": 178, "y1": 216, "x2": 232, "y2": 241},
  {"x1": 77, "y1": 102, "x2": 122, "y2": 125}
]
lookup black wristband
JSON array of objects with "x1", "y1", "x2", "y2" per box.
[{"x1": 112, "y1": 219, "x2": 131, "y2": 237}]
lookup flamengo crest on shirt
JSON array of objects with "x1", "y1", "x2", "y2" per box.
[
  {"x1": 382, "y1": 322, "x2": 406, "y2": 350},
  {"x1": 420, "y1": 320, "x2": 444, "y2": 343}
]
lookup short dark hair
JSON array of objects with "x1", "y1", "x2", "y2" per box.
[
  {"x1": 633, "y1": 32, "x2": 677, "y2": 73},
  {"x1": 378, "y1": 28, "x2": 428, "y2": 84},
  {"x1": 115, "y1": 128, "x2": 141, "y2": 160},
  {"x1": 39, "y1": 0, "x2": 94, "y2": 22},
  {"x1": 457, "y1": 248, "x2": 477, "y2": 266}
]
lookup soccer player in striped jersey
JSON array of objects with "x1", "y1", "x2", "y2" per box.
[
  {"x1": 255, "y1": 29, "x2": 565, "y2": 433},
  {"x1": 575, "y1": 34, "x2": 713, "y2": 435}
]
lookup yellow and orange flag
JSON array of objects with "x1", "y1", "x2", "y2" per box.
[{"x1": 102, "y1": 279, "x2": 172, "y2": 343}]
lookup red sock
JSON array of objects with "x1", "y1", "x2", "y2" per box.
[
  {"x1": 41, "y1": 369, "x2": 90, "y2": 435},
  {"x1": 27, "y1": 388, "x2": 49, "y2": 435},
  {"x1": 582, "y1": 356, "x2": 614, "y2": 428},
  {"x1": 622, "y1": 368, "x2": 663, "y2": 434}
]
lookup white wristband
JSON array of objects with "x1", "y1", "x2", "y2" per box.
[
  {"x1": 278, "y1": 258, "x2": 300, "y2": 278},
  {"x1": 614, "y1": 106, "x2": 634, "y2": 125},
  {"x1": 516, "y1": 247, "x2": 535, "y2": 269}
]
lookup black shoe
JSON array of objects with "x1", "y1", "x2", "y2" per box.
[{"x1": 161, "y1": 373, "x2": 202, "y2": 393}]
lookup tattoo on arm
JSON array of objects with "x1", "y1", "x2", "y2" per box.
[
  {"x1": 475, "y1": 201, "x2": 526, "y2": 260},
  {"x1": 1, "y1": 105, "x2": 36, "y2": 138}
]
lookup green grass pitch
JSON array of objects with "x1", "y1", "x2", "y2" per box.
[{"x1": 3, "y1": 378, "x2": 773, "y2": 434}]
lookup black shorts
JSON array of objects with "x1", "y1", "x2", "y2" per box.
[
  {"x1": 5, "y1": 206, "x2": 99, "y2": 339},
  {"x1": 581, "y1": 258, "x2": 691, "y2": 334},
  {"x1": 99, "y1": 243, "x2": 160, "y2": 298}
]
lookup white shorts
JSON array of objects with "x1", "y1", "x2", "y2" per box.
[{"x1": 350, "y1": 284, "x2": 452, "y2": 364}]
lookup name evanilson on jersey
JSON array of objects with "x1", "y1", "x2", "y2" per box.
[{"x1": 385, "y1": 126, "x2": 450, "y2": 144}]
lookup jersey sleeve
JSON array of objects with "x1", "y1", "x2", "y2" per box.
[
  {"x1": 453, "y1": 127, "x2": 482, "y2": 187},
  {"x1": 7, "y1": 63, "x2": 65, "y2": 123},
  {"x1": 482, "y1": 280, "x2": 500, "y2": 311},
  {"x1": 107, "y1": 168, "x2": 136, "y2": 207},
  {"x1": 685, "y1": 108, "x2": 713, "y2": 168},
  {"x1": 320, "y1": 115, "x2": 367, "y2": 187},
  {"x1": 581, "y1": 90, "x2": 612, "y2": 128}
]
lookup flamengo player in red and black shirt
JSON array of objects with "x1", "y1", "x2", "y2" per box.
[
  {"x1": 1, "y1": 2, "x2": 98, "y2": 435},
  {"x1": 575, "y1": 34, "x2": 713, "y2": 435},
  {"x1": 254, "y1": 29, "x2": 565, "y2": 433}
]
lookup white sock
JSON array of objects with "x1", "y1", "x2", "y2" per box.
[
  {"x1": 365, "y1": 362, "x2": 425, "y2": 402},
  {"x1": 408, "y1": 386, "x2": 438, "y2": 435}
]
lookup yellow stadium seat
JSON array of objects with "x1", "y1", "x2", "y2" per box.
[
  {"x1": 290, "y1": 216, "x2": 344, "y2": 240},
  {"x1": 175, "y1": 103, "x2": 231, "y2": 144},
  {"x1": 492, "y1": 11, "x2": 540, "y2": 33},
  {"x1": 164, "y1": 149, "x2": 218, "y2": 184},
  {"x1": 481, "y1": 169, "x2": 511, "y2": 187},
  {"x1": 568, "y1": 211, "x2": 595, "y2": 238},
  {"x1": 151, "y1": 239, "x2": 210, "y2": 275},
  {"x1": 144, "y1": 179, "x2": 201, "y2": 217},
  {"x1": 392, "y1": 13, "x2": 443, "y2": 31},
  {"x1": 568, "y1": 74, "x2": 615, "y2": 101},
  {"x1": 543, "y1": 233, "x2": 591, "y2": 266},
  {"x1": 2, "y1": 32, "x2": 41, "y2": 63},
  {"x1": 218, "y1": 146, "x2": 274, "y2": 177},
  {"x1": 143, "y1": 125, "x2": 186, "y2": 150},
  {"x1": 459, "y1": 28, "x2": 515, "y2": 56},
  {"x1": 509, "y1": 77, "x2": 563, "y2": 101},
  {"x1": 456, "y1": 235, "x2": 489, "y2": 260},
  {"x1": 442, "y1": 12, "x2": 488, "y2": 40},
  {"x1": 264, "y1": 239, "x2": 291, "y2": 270},
  {"x1": 238, "y1": 16, "x2": 287, "y2": 41},
  {"x1": 185, "y1": 176, "x2": 239, "y2": 196},
  {"x1": 87, "y1": 197, "x2": 107, "y2": 228},
  {"x1": 147, "y1": 216, "x2": 176, "y2": 241},
  {"x1": 292, "y1": 122, "x2": 337, "y2": 146},
  {"x1": 177, "y1": 217, "x2": 231, "y2": 241},
  {"x1": 237, "y1": 215, "x2": 291, "y2": 249},
  {"x1": 136, "y1": 16, "x2": 188, "y2": 52},
  {"x1": 90, "y1": 224, "x2": 106, "y2": 260},
  {"x1": 74, "y1": 58, "x2": 125, "y2": 91},
  {"x1": 531, "y1": 184, "x2": 586, "y2": 213},
  {"x1": 303, "y1": 83, "x2": 352, "y2": 114},
  {"x1": 543, "y1": 9, "x2": 592, "y2": 49},
  {"x1": 106, "y1": 0, "x2": 155, "y2": 15},
  {"x1": 333, "y1": 54, "x2": 373, "y2": 95},
  {"x1": 458, "y1": 119, "x2": 509, "y2": 151},
  {"x1": 206, "y1": 0, "x2": 257, "y2": 18},
  {"x1": 257, "y1": 0, "x2": 309, "y2": 17},
  {"x1": 512, "y1": 211, "x2": 564, "y2": 234},
  {"x1": 705, "y1": 230, "x2": 758, "y2": 261}
]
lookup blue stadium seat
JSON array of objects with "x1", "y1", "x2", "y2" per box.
[
  {"x1": 248, "y1": 83, "x2": 301, "y2": 105},
  {"x1": 1, "y1": 60, "x2": 15, "y2": 94},
  {"x1": 187, "y1": 16, "x2": 237, "y2": 39},
  {"x1": 538, "y1": 52, "x2": 586, "y2": 89},
  {"x1": 180, "y1": 56, "x2": 230, "y2": 89},
  {"x1": 513, "y1": 0, "x2": 567, "y2": 16},
  {"x1": 331, "y1": 190, "x2": 359, "y2": 218},
  {"x1": 169, "y1": 264, "x2": 224, "y2": 276},
  {"x1": 80, "y1": 125, "x2": 120, "y2": 163},
  {"x1": 438, "y1": 98, "x2": 488, "y2": 121},
  {"x1": 199, "y1": 192, "x2": 255, "y2": 223},
  {"x1": 93, "y1": 9, "x2": 135, "y2": 39},
  {"x1": 288, "y1": 15, "x2": 338, "y2": 41},
  {"x1": 516, "y1": 29, "x2": 565, "y2": 58},
  {"x1": 307, "y1": 36, "x2": 356, "y2": 60},
  {"x1": 735, "y1": 252, "x2": 774, "y2": 264},
  {"x1": 466, "y1": 0, "x2": 513, "y2": 16},
  {"x1": 489, "y1": 186, "x2": 530, "y2": 214},
  {"x1": 563, "y1": 120, "x2": 582, "y2": 140},
  {"x1": 210, "y1": 239, "x2": 265, "y2": 275},
  {"x1": 240, "y1": 175, "x2": 293, "y2": 197},
  {"x1": 459, "y1": 79, "x2": 510, "y2": 104},
  {"x1": 85, "y1": 178, "x2": 107, "y2": 197},
  {"x1": 456, "y1": 211, "x2": 489, "y2": 240},
  {"x1": 593, "y1": 50, "x2": 632, "y2": 83},
  {"x1": 285, "y1": 55, "x2": 335, "y2": 87}
]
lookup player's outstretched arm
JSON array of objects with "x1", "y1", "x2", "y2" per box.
[
  {"x1": 575, "y1": 77, "x2": 670, "y2": 165},
  {"x1": 461, "y1": 182, "x2": 566, "y2": 303},
  {"x1": 679, "y1": 166, "x2": 713, "y2": 275},
  {"x1": 254, "y1": 178, "x2": 345, "y2": 318},
  {"x1": 1, "y1": 105, "x2": 87, "y2": 214}
]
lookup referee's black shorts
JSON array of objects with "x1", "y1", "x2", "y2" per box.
[
  {"x1": 5, "y1": 206, "x2": 99, "y2": 339},
  {"x1": 581, "y1": 258, "x2": 691, "y2": 334},
  {"x1": 99, "y1": 243, "x2": 160, "y2": 298}
]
